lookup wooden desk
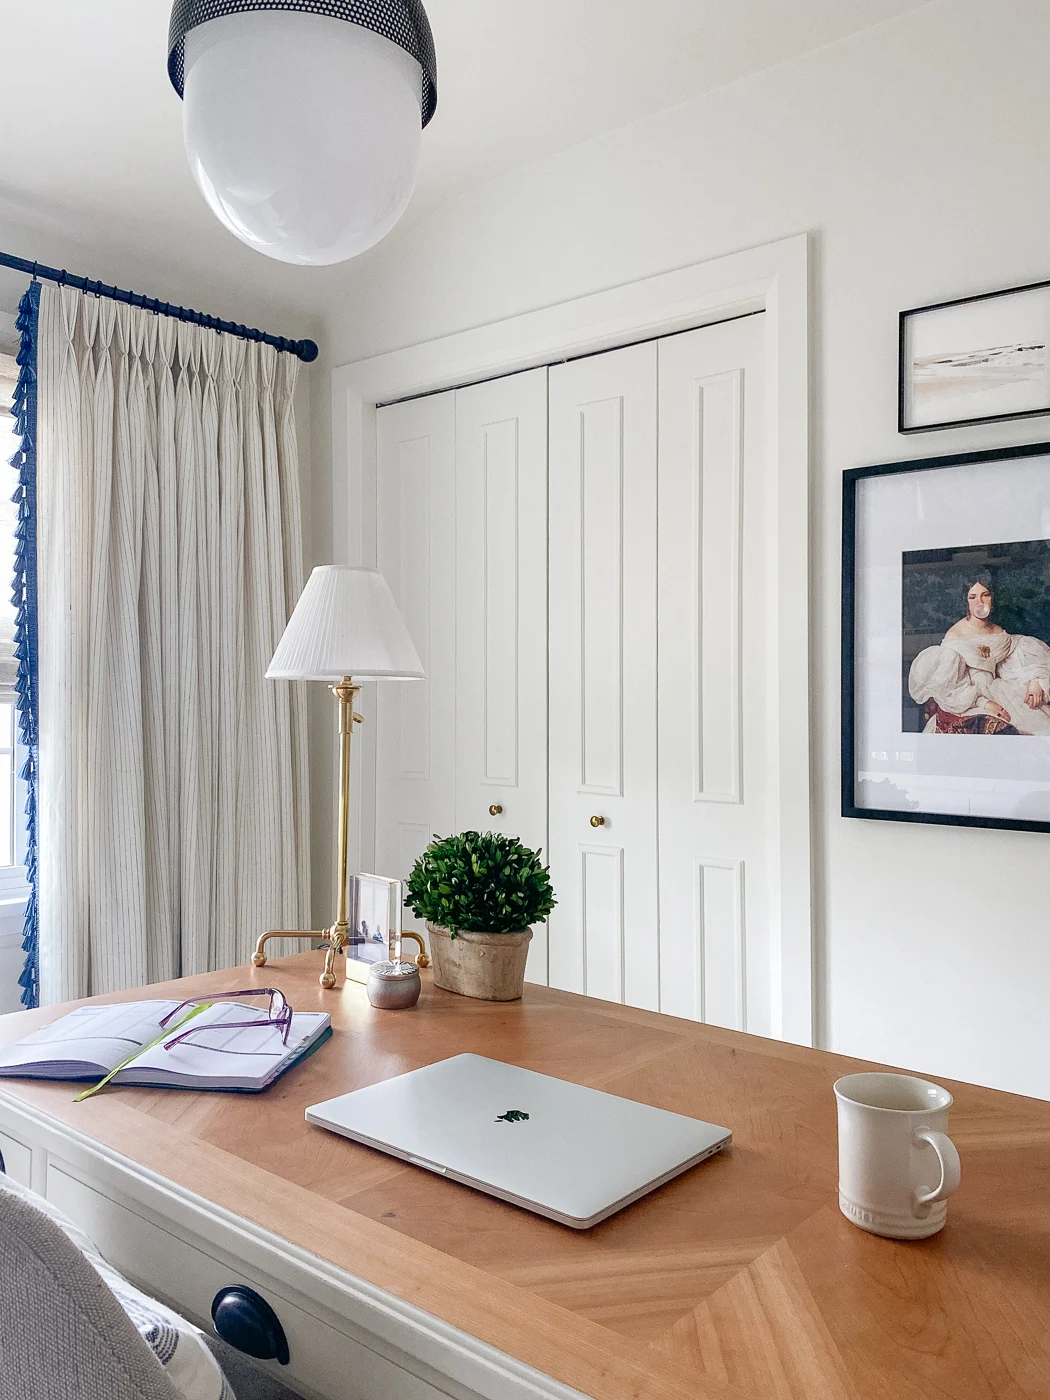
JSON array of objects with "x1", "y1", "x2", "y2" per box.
[{"x1": 1, "y1": 956, "x2": 1048, "y2": 1400}]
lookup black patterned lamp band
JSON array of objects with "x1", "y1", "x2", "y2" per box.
[{"x1": 167, "y1": 0, "x2": 438, "y2": 125}]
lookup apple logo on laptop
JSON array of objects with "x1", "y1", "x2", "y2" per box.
[{"x1": 495, "y1": 1110, "x2": 530, "y2": 1124}]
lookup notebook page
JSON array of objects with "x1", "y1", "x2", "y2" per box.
[
  {"x1": 123, "y1": 1002, "x2": 329, "y2": 1087},
  {"x1": 0, "y1": 1000, "x2": 181, "y2": 1076}
]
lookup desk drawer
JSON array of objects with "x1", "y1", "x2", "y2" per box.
[
  {"x1": 0, "y1": 1124, "x2": 33, "y2": 1186},
  {"x1": 47, "y1": 1166, "x2": 452, "y2": 1400}
]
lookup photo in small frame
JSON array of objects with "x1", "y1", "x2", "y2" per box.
[
  {"x1": 843, "y1": 441, "x2": 1050, "y2": 831},
  {"x1": 345, "y1": 873, "x2": 403, "y2": 980},
  {"x1": 899, "y1": 280, "x2": 1050, "y2": 433}
]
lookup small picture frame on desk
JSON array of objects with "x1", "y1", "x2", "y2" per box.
[
  {"x1": 899, "y1": 279, "x2": 1050, "y2": 433},
  {"x1": 344, "y1": 874, "x2": 404, "y2": 983}
]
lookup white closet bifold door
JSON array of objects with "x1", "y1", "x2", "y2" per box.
[
  {"x1": 375, "y1": 390, "x2": 457, "y2": 925},
  {"x1": 455, "y1": 369, "x2": 550, "y2": 984},
  {"x1": 548, "y1": 343, "x2": 659, "y2": 1010},
  {"x1": 657, "y1": 314, "x2": 770, "y2": 1034}
]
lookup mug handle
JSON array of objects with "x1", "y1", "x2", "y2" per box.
[{"x1": 914, "y1": 1129, "x2": 961, "y2": 1206}]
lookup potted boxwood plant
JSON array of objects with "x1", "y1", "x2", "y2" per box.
[{"x1": 405, "y1": 831, "x2": 556, "y2": 1001}]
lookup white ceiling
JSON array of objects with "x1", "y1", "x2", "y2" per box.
[{"x1": 0, "y1": 0, "x2": 933, "y2": 325}]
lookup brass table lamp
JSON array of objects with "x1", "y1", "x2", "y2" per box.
[{"x1": 253, "y1": 566, "x2": 426, "y2": 989}]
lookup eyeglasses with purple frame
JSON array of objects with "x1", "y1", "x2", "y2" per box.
[{"x1": 158, "y1": 988, "x2": 292, "y2": 1052}]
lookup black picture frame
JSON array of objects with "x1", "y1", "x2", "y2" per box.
[
  {"x1": 899, "y1": 278, "x2": 1050, "y2": 434},
  {"x1": 842, "y1": 440, "x2": 1050, "y2": 833}
]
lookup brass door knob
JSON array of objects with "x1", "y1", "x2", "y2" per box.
[
  {"x1": 489, "y1": 804, "x2": 504, "y2": 816},
  {"x1": 590, "y1": 815, "x2": 606, "y2": 828}
]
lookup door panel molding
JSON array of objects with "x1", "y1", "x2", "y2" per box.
[
  {"x1": 693, "y1": 368, "x2": 744, "y2": 807},
  {"x1": 578, "y1": 396, "x2": 625, "y2": 799},
  {"x1": 396, "y1": 436, "x2": 432, "y2": 782},
  {"x1": 481, "y1": 417, "x2": 521, "y2": 788},
  {"x1": 580, "y1": 845, "x2": 625, "y2": 1006},
  {"x1": 696, "y1": 857, "x2": 746, "y2": 1031}
]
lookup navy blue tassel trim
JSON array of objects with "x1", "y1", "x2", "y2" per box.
[{"x1": 11, "y1": 281, "x2": 39, "y2": 1008}]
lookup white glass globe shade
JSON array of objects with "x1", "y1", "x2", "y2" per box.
[{"x1": 183, "y1": 11, "x2": 423, "y2": 266}]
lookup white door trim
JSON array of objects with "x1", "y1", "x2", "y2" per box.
[{"x1": 331, "y1": 232, "x2": 812, "y2": 1046}]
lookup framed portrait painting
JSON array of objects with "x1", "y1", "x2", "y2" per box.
[
  {"x1": 899, "y1": 279, "x2": 1050, "y2": 433},
  {"x1": 843, "y1": 441, "x2": 1050, "y2": 832}
]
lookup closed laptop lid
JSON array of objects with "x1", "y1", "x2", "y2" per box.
[{"x1": 306, "y1": 1053, "x2": 731, "y2": 1228}]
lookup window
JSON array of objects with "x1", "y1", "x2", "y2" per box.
[{"x1": 0, "y1": 352, "x2": 28, "y2": 903}]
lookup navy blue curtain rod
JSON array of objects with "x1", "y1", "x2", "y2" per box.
[{"x1": 0, "y1": 250, "x2": 319, "y2": 364}]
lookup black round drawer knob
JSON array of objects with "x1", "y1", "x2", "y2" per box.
[{"x1": 211, "y1": 1286, "x2": 290, "y2": 1366}]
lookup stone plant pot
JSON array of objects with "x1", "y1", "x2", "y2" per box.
[{"x1": 426, "y1": 924, "x2": 533, "y2": 1002}]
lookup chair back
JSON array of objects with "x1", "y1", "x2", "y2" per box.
[{"x1": 0, "y1": 1176, "x2": 182, "y2": 1400}]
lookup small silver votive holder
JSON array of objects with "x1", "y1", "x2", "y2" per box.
[{"x1": 366, "y1": 960, "x2": 422, "y2": 1010}]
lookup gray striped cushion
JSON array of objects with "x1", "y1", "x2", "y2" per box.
[{"x1": 0, "y1": 1173, "x2": 235, "y2": 1399}]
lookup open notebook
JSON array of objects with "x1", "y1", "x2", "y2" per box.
[{"x1": 0, "y1": 999, "x2": 331, "y2": 1093}]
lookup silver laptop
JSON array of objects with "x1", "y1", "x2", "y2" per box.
[{"x1": 305, "y1": 1053, "x2": 731, "y2": 1229}]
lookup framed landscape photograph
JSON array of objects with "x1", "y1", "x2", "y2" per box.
[
  {"x1": 843, "y1": 441, "x2": 1050, "y2": 831},
  {"x1": 899, "y1": 279, "x2": 1050, "y2": 433}
]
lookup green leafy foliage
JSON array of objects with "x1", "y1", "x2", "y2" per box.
[
  {"x1": 405, "y1": 831, "x2": 557, "y2": 937},
  {"x1": 495, "y1": 1110, "x2": 530, "y2": 1123}
]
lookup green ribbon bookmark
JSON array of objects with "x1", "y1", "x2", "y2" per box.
[{"x1": 74, "y1": 1002, "x2": 212, "y2": 1102}]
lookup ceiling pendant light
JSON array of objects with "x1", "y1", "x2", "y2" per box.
[{"x1": 167, "y1": 1, "x2": 437, "y2": 266}]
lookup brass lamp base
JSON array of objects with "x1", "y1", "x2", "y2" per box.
[
  {"x1": 251, "y1": 920, "x2": 354, "y2": 990},
  {"x1": 251, "y1": 675, "x2": 429, "y2": 991},
  {"x1": 252, "y1": 925, "x2": 429, "y2": 989}
]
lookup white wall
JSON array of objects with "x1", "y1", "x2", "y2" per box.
[{"x1": 320, "y1": 0, "x2": 1050, "y2": 1098}]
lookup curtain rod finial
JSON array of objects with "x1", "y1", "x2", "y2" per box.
[{"x1": 298, "y1": 340, "x2": 320, "y2": 364}]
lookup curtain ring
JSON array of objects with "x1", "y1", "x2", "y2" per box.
[{"x1": 58, "y1": 269, "x2": 67, "y2": 286}]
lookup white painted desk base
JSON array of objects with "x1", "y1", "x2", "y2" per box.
[{"x1": 0, "y1": 1093, "x2": 587, "y2": 1400}]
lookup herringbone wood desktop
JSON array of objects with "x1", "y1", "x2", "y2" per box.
[{"x1": 1, "y1": 955, "x2": 1047, "y2": 1400}]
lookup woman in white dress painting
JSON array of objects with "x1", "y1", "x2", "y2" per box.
[{"x1": 908, "y1": 579, "x2": 1050, "y2": 735}]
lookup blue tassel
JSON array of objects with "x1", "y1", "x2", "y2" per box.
[{"x1": 11, "y1": 282, "x2": 39, "y2": 1008}]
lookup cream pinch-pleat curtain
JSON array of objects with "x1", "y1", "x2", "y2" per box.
[{"x1": 36, "y1": 284, "x2": 310, "y2": 1003}]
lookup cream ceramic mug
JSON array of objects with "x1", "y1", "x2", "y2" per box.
[{"x1": 834, "y1": 1072, "x2": 961, "y2": 1239}]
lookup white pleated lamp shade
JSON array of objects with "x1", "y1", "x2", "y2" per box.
[{"x1": 266, "y1": 566, "x2": 424, "y2": 681}]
